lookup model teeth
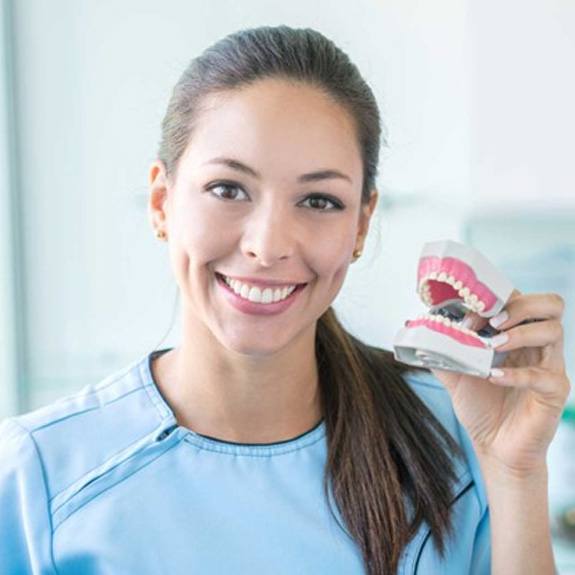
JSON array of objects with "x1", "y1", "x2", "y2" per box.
[
  {"x1": 419, "y1": 272, "x2": 488, "y2": 314},
  {"x1": 222, "y1": 275, "x2": 297, "y2": 304},
  {"x1": 414, "y1": 313, "x2": 478, "y2": 336}
]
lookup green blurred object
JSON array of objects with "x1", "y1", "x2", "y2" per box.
[
  {"x1": 560, "y1": 505, "x2": 575, "y2": 539},
  {"x1": 563, "y1": 404, "x2": 575, "y2": 423}
]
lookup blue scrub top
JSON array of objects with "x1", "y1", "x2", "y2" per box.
[{"x1": 0, "y1": 348, "x2": 491, "y2": 574}]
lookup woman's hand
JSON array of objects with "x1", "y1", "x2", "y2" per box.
[{"x1": 431, "y1": 289, "x2": 571, "y2": 477}]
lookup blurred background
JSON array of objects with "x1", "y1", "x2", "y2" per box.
[{"x1": 0, "y1": 0, "x2": 574, "y2": 569}]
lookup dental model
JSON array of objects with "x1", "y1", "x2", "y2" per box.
[{"x1": 393, "y1": 240, "x2": 515, "y2": 378}]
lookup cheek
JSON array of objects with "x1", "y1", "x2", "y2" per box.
[
  {"x1": 172, "y1": 198, "x2": 235, "y2": 261},
  {"x1": 166, "y1": 201, "x2": 234, "y2": 291},
  {"x1": 309, "y1": 232, "x2": 355, "y2": 285}
]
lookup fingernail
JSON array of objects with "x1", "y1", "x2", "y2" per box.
[
  {"x1": 461, "y1": 315, "x2": 475, "y2": 329},
  {"x1": 489, "y1": 333, "x2": 509, "y2": 348},
  {"x1": 490, "y1": 368, "x2": 505, "y2": 378},
  {"x1": 489, "y1": 311, "x2": 508, "y2": 329}
]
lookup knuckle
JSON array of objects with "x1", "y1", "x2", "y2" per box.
[
  {"x1": 517, "y1": 323, "x2": 530, "y2": 338},
  {"x1": 553, "y1": 293, "x2": 565, "y2": 313},
  {"x1": 551, "y1": 320, "x2": 564, "y2": 338},
  {"x1": 532, "y1": 367, "x2": 543, "y2": 380},
  {"x1": 527, "y1": 368, "x2": 539, "y2": 385}
]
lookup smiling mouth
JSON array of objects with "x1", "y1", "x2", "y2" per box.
[
  {"x1": 215, "y1": 272, "x2": 308, "y2": 305},
  {"x1": 215, "y1": 271, "x2": 307, "y2": 289}
]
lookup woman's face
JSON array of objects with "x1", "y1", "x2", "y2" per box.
[{"x1": 149, "y1": 78, "x2": 377, "y2": 357}]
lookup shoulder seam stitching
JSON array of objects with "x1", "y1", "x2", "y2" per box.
[{"x1": 9, "y1": 419, "x2": 60, "y2": 572}]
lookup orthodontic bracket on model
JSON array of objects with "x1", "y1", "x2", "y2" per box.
[{"x1": 393, "y1": 239, "x2": 515, "y2": 378}]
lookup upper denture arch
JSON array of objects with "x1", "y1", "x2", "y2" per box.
[{"x1": 417, "y1": 256, "x2": 498, "y2": 314}]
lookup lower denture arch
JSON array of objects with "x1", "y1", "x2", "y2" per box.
[{"x1": 405, "y1": 318, "x2": 487, "y2": 348}]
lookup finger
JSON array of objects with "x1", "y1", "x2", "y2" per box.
[
  {"x1": 488, "y1": 319, "x2": 564, "y2": 352},
  {"x1": 461, "y1": 311, "x2": 489, "y2": 332},
  {"x1": 460, "y1": 288, "x2": 523, "y2": 332},
  {"x1": 488, "y1": 292, "x2": 565, "y2": 331},
  {"x1": 488, "y1": 366, "x2": 571, "y2": 407}
]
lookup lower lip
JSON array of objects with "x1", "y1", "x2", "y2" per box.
[{"x1": 216, "y1": 273, "x2": 307, "y2": 316}]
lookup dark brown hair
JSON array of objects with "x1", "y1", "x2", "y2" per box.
[{"x1": 156, "y1": 25, "x2": 464, "y2": 574}]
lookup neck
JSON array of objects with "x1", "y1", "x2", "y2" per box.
[{"x1": 151, "y1": 321, "x2": 322, "y2": 444}]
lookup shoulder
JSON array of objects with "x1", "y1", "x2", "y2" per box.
[
  {"x1": 0, "y1": 352, "x2": 168, "y2": 503},
  {"x1": 401, "y1": 368, "x2": 488, "y2": 514}
]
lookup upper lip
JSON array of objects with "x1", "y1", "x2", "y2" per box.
[{"x1": 217, "y1": 272, "x2": 308, "y2": 288}]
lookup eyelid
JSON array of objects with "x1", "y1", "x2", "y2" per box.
[{"x1": 302, "y1": 193, "x2": 344, "y2": 210}]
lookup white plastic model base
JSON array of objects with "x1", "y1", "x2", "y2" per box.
[{"x1": 393, "y1": 239, "x2": 514, "y2": 378}]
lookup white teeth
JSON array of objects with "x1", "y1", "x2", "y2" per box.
[
  {"x1": 418, "y1": 271, "x2": 489, "y2": 317},
  {"x1": 222, "y1": 275, "x2": 297, "y2": 304},
  {"x1": 248, "y1": 287, "x2": 262, "y2": 302},
  {"x1": 408, "y1": 312, "x2": 478, "y2": 336},
  {"x1": 261, "y1": 288, "x2": 273, "y2": 304},
  {"x1": 464, "y1": 293, "x2": 483, "y2": 313}
]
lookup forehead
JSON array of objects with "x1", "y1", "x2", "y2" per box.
[{"x1": 179, "y1": 78, "x2": 363, "y2": 185}]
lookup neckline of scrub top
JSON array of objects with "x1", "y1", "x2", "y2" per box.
[{"x1": 141, "y1": 347, "x2": 327, "y2": 456}]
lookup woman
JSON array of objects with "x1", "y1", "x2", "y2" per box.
[{"x1": 0, "y1": 25, "x2": 569, "y2": 574}]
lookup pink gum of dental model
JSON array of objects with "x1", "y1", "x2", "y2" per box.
[
  {"x1": 404, "y1": 317, "x2": 487, "y2": 348},
  {"x1": 417, "y1": 256, "x2": 498, "y2": 313}
]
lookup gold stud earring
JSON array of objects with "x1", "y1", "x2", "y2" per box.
[
  {"x1": 352, "y1": 248, "x2": 362, "y2": 261},
  {"x1": 155, "y1": 229, "x2": 167, "y2": 241}
]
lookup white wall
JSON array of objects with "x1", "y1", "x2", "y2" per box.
[
  {"x1": 0, "y1": 0, "x2": 20, "y2": 418},
  {"x1": 468, "y1": 0, "x2": 575, "y2": 209}
]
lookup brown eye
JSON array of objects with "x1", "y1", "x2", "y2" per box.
[
  {"x1": 207, "y1": 183, "x2": 248, "y2": 201},
  {"x1": 206, "y1": 182, "x2": 344, "y2": 212},
  {"x1": 301, "y1": 194, "x2": 344, "y2": 212}
]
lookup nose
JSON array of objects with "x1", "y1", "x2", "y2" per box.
[{"x1": 240, "y1": 199, "x2": 296, "y2": 266}]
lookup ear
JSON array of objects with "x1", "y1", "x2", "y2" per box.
[
  {"x1": 355, "y1": 189, "x2": 378, "y2": 250},
  {"x1": 148, "y1": 160, "x2": 170, "y2": 234}
]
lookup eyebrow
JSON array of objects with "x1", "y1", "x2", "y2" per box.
[{"x1": 203, "y1": 156, "x2": 353, "y2": 184}]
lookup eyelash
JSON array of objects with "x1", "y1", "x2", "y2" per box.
[{"x1": 205, "y1": 181, "x2": 345, "y2": 212}]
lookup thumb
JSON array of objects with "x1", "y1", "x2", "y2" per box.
[{"x1": 461, "y1": 310, "x2": 489, "y2": 333}]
